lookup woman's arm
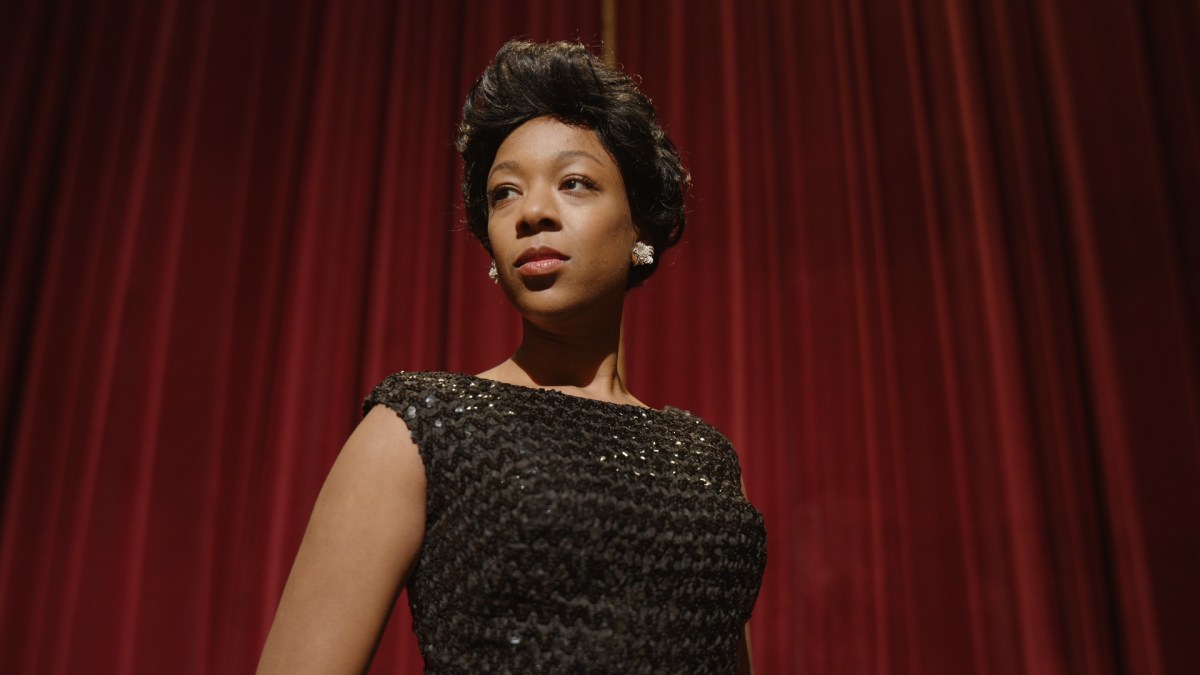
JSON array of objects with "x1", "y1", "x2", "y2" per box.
[
  {"x1": 257, "y1": 406, "x2": 427, "y2": 674},
  {"x1": 737, "y1": 622, "x2": 755, "y2": 675}
]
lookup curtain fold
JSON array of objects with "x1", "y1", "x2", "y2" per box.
[{"x1": 1, "y1": 0, "x2": 1196, "y2": 673}]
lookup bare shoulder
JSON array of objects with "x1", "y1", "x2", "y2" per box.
[
  {"x1": 313, "y1": 405, "x2": 427, "y2": 519},
  {"x1": 301, "y1": 404, "x2": 427, "y2": 581},
  {"x1": 257, "y1": 406, "x2": 427, "y2": 674},
  {"x1": 340, "y1": 405, "x2": 426, "y2": 487}
]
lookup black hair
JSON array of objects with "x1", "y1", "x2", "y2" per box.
[{"x1": 456, "y1": 40, "x2": 688, "y2": 285}]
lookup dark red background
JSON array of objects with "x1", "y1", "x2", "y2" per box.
[{"x1": 2, "y1": 0, "x2": 1198, "y2": 672}]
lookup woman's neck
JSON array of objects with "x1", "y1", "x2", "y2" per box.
[{"x1": 479, "y1": 317, "x2": 641, "y2": 406}]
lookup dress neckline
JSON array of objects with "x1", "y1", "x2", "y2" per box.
[{"x1": 431, "y1": 371, "x2": 678, "y2": 415}]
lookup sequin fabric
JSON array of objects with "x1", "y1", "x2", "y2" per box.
[{"x1": 364, "y1": 371, "x2": 767, "y2": 674}]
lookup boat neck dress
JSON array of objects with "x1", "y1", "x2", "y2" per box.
[{"x1": 364, "y1": 371, "x2": 767, "y2": 674}]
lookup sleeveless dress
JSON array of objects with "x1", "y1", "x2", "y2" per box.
[{"x1": 364, "y1": 371, "x2": 767, "y2": 674}]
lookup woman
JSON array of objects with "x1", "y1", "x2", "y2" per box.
[{"x1": 258, "y1": 40, "x2": 766, "y2": 674}]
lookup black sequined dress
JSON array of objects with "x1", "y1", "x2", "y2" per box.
[{"x1": 364, "y1": 371, "x2": 767, "y2": 674}]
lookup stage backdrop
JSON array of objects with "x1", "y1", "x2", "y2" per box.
[{"x1": 2, "y1": 0, "x2": 1198, "y2": 673}]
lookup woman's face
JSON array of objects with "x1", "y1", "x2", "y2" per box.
[{"x1": 486, "y1": 116, "x2": 638, "y2": 326}]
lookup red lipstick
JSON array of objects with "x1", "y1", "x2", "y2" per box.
[{"x1": 514, "y1": 246, "x2": 569, "y2": 276}]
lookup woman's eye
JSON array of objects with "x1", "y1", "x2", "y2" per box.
[
  {"x1": 562, "y1": 176, "x2": 596, "y2": 192},
  {"x1": 489, "y1": 186, "x2": 517, "y2": 205}
]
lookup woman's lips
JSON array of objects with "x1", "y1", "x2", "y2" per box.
[
  {"x1": 514, "y1": 247, "x2": 568, "y2": 276},
  {"x1": 518, "y1": 258, "x2": 565, "y2": 275}
]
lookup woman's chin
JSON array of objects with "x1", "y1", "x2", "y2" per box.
[
  {"x1": 517, "y1": 273, "x2": 559, "y2": 292},
  {"x1": 501, "y1": 271, "x2": 629, "y2": 322},
  {"x1": 509, "y1": 293, "x2": 613, "y2": 327}
]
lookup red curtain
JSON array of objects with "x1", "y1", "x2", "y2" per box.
[{"x1": 2, "y1": 0, "x2": 1197, "y2": 673}]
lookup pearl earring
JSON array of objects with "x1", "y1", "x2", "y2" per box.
[
  {"x1": 631, "y1": 241, "x2": 655, "y2": 266},
  {"x1": 488, "y1": 260, "x2": 498, "y2": 283}
]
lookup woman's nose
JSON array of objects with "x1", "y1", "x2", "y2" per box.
[{"x1": 517, "y1": 184, "x2": 560, "y2": 233}]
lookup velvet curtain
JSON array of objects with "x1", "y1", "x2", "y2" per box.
[{"x1": 2, "y1": 0, "x2": 1197, "y2": 673}]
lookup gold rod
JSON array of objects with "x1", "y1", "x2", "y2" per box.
[
  {"x1": 602, "y1": 0, "x2": 617, "y2": 65},
  {"x1": 602, "y1": 0, "x2": 626, "y2": 383}
]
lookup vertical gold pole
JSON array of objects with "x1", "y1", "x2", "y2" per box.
[
  {"x1": 602, "y1": 0, "x2": 617, "y2": 65},
  {"x1": 603, "y1": 0, "x2": 626, "y2": 382}
]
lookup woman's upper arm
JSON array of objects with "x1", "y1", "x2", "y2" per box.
[
  {"x1": 257, "y1": 405, "x2": 427, "y2": 674},
  {"x1": 737, "y1": 622, "x2": 755, "y2": 675}
]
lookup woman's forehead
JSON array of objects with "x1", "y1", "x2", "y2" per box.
[{"x1": 491, "y1": 117, "x2": 615, "y2": 171}]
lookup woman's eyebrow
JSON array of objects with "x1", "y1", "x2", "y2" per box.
[
  {"x1": 488, "y1": 150, "x2": 605, "y2": 181},
  {"x1": 555, "y1": 149, "x2": 604, "y2": 165},
  {"x1": 488, "y1": 160, "x2": 519, "y2": 179}
]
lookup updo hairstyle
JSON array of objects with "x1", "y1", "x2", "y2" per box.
[{"x1": 456, "y1": 40, "x2": 689, "y2": 285}]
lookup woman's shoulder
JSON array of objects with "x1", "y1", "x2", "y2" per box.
[
  {"x1": 663, "y1": 406, "x2": 738, "y2": 453},
  {"x1": 364, "y1": 372, "x2": 733, "y2": 446},
  {"x1": 362, "y1": 371, "x2": 471, "y2": 413}
]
